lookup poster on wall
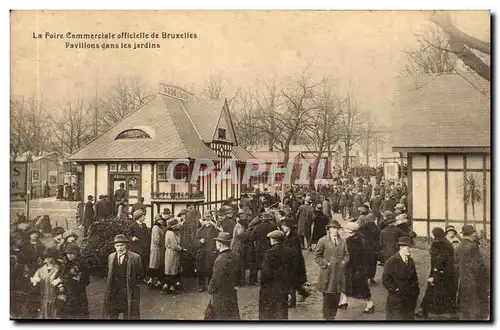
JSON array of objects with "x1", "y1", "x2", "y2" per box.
[
  {"x1": 383, "y1": 162, "x2": 399, "y2": 181},
  {"x1": 128, "y1": 176, "x2": 139, "y2": 189},
  {"x1": 32, "y1": 169, "x2": 40, "y2": 183},
  {"x1": 49, "y1": 171, "x2": 57, "y2": 185}
]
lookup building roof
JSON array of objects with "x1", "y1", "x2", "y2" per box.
[
  {"x1": 68, "y1": 94, "x2": 219, "y2": 161},
  {"x1": 392, "y1": 73, "x2": 490, "y2": 150},
  {"x1": 231, "y1": 145, "x2": 256, "y2": 162},
  {"x1": 15, "y1": 151, "x2": 61, "y2": 163},
  {"x1": 182, "y1": 99, "x2": 227, "y2": 143},
  {"x1": 251, "y1": 151, "x2": 306, "y2": 163}
]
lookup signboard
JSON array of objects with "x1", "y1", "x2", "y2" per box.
[
  {"x1": 158, "y1": 83, "x2": 190, "y2": 102},
  {"x1": 49, "y1": 170, "x2": 58, "y2": 185},
  {"x1": 32, "y1": 169, "x2": 40, "y2": 183},
  {"x1": 383, "y1": 162, "x2": 399, "y2": 181},
  {"x1": 11, "y1": 162, "x2": 27, "y2": 195}
]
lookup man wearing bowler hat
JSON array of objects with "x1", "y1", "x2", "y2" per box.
[
  {"x1": 102, "y1": 234, "x2": 143, "y2": 320},
  {"x1": 259, "y1": 230, "x2": 295, "y2": 320},
  {"x1": 382, "y1": 236, "x2": 419, "y2": 320},
  {"x1": 205, "y1": 232, "x2": 240, "y2": 320},
  {"x1": 455, "y1": 225, "x2": 489, "y2": 320},
  {"x1": 314, "y1": 220, "x2": 349, "y2": 320}
]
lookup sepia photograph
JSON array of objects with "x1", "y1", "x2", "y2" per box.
[{"x1": 9, "y1": 10, "x2": 491, "y2": 321}]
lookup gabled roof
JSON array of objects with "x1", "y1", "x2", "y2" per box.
[
  {"x1": 182, "y1": 99, "x2": 227, "y2": 143},
  {"x1": 15, "y1": 151, "x2": 60, "y2": 163},
  {"x1": 68, "y1": 95, "x2": 218, "y2": 161},
  {"x1": 392, "y1": 73, "x2": 490, "y2": 149},
  {"x1": 231, "y1": 145, "x2": 255, "y2": 162}
]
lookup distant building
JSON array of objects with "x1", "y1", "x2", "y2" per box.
[
  {"x1": 392, "y1": 74, "x2": 490, "y2": 238},
  {"x1": 16, "y1": 152, "x2": 65, "y2": 198},
  {"x1": 68, "y1": 84, "x2": 254, "y2": 226}
]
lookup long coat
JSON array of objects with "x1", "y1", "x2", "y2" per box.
[
  {"x1": 382, "y1": 253, "x2": 419, "y2": 320},
  {"x1": 129, "y1": 222, "x2": 150, "y2": 258},
  {"x1": 370, "y1": 196, "x2": 383, "y2": 221},
  {"x1": 207, "y1": 250, "x2": 240, "y2": 320},
  {"x1": 230, "y1": 222, "x2": 247, "y2": 265},
  {"x1": 314, "y1": 235, "x2": 349, "y2": 294},
  {"x1": 283, "y1": 231, "x2": 307, "y2": 287},
  {"x1": 259, "y1": 243, "x2": 295, "y2": 320},
  {"x1": 195, "y1": 225, "x2": 218, "y2": 276},
  {"x1": 149, "y1": 225, "x2": 165, "y2": 270},
  {"x1": 181, "y1": 209, "x2": 201, "y2": 251},
  {"x1": 33, "y1": 263, "x2": 61, "y2": 319},
  {"x1": 248, "y1": 221, "x2": 278, "y2": 270},
  {"x1": 60, "y1": 258, "x2": 90, "y2": 319},
  {"x1": 311, "y1": 211, "x2": 329, "y2": 244},
  {"x1": 344, "y1": 233, "x2": 371, "y2": 299},
  {"x1": 379, "y1": 226, "x2": 407, "y2": 263},
  {"x1": 359, "y1": 221, "x2": 380, "y2": 279},
  {"x1": 164, "y1": 230, "x2": 182, "y2": 275},
  {"x1": 350, "y1": 194, "x2": 363, "y2": 218},
  {"x1": 296, "y1": 204, "x2": 314, "y2": 238},
  {"x1": 83, "y1": 201, "x2": 95, "y2": 227},
  {"x1": 102, "y1": 250, "x2": 143, "y2": 319},
  {"x1": 421, "y1": 239, "x2": 456, "y2": 315},
  {"x1": 455, "y1": 238, "x2": 489, "y2": 320}
]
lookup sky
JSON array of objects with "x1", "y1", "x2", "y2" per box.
[{"x1": 10, "y1": 10, "x2": 490, "y2": 127}]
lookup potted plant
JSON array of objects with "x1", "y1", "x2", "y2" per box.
[{"x1": 462, "y1": 173, "x2": 483, "y2": 218}]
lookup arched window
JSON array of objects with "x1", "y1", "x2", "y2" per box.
[{"x1": 115, "y1": 129, "x2": 152, "y2": 140}]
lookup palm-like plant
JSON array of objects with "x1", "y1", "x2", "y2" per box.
[{"x1": 462, "y1": 174, "x2": 483, "y2": 217}]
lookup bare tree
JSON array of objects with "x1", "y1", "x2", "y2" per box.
[
  {"x1": 338, "y1": 93, "x2": 365, "y2": 171},
  {"x1": 98, "y1": 77, "x2": 154, "y2": 131},
  {"x1": 48, "y1": 97, "x2": 94, "y2": 155},
  {"x1": 254, "y1": 78, "x2": 281, "y2": 151},
  {"x1": 429, "y1": 11, "x2": 490, "y2": 81},
  {"x1": 402, "y1": 28, "x2": 459, "y2": 75},
  {"x1": 359, "y1": 116, "x2": 377, "y2": 166},
  {"x1": 199, "y1": 75, "x2": 241, "y2": 106},
  {"x1": 232, "y1": 88, "x2": 263, "y2": 149}
]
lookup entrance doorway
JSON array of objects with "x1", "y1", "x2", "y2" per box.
[{"x1": 109, "y1": 174, "x2": 141, "y2": 207}]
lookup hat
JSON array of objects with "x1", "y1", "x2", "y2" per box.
[
  {"x1": 52, "y1": 227, "x2": 65, "y2": 236},
  {"x1": 326, "y1": 220, "x2": 342, "y2": 229},
  {"x1": 27, "y1": 228, "x2": 41, "y2": 237},
  {"x1": 213, "y1": 232, "x2": 232, "y2": 243},
  {"x1": 383, "y1": 211, "x2": 396, "y2": 223},
  {"x1": 177, "y1": 209, "x2": 188, "y2": 217},
  {"x1": 111, "y1": 234, "x2": 129, "y2": 244},
  {"x1": 431, "y1": 227, "x2": 445, "y2": 239},
  {"x1": 154, "y1": 214, "x2": 163, "y2": 221},
  {"x1": 133, "y1": 209, "x2": 145, "y2": 220},
  {"x1": 357, "y1": 205, "x2": 369, "y2": 212},
  {"x1": 305, "y1": 196, "x2": 312, "y2": 202},
  {"x1": 43, "y1": 247, "x2": 60, "y2": 259},
  {"x1": 64, "y1": 231, "x2": 79, "y2": 241},
  {"x1": 445, "y1": 225, "x2": 457, "y2": 234},
  {"x1": 398, "y1": 236, "x2": 413, "y2": 247},
  {"x1": 63, "y1": 242, "x2": 81, "y2": 255},
  {"x1": 267, "y1": 230, "x2": 285, "y2": 240},
  {"x1": 162, "y1": 208, "x2": 171, "y2": 215},
  {"x1": 261, "y1": 212, "x2": 273, "y2": 221},
  {"x1": 237, "y1": 208, "x2": 246, "y2": 215},
  {"x1": 315, "y1": 204, "x2": 322, "y2": 211},
  {"x1": 461, "y1": 225, "x2": 476, "y2": 236},
  {"x1": 395, "y1": 203, "x2": 406, "y2": 210},
  {"x1": 395, "y1": 213, "x2": 408, "y2": 226},
  {"x1": 343, "y1": 221, "x2": 360, "y2": 232},
  {"x1": 280, "y1": 216, "x2": 297, "y2": 228},
  {"x1": 167, "y1": 218, "x2": 182, "y2": 230}
]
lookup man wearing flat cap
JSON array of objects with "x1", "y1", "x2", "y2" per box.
[
  {"x1": 102, "y1": 234, "x2": 143, "y2": 319},
  {"x1": 259, "y1": 230, "x2": 295, "y2": 320},
  {"x1": 314, "y1": 220, "x2": 349, "y2": 320},
  {"x1": 248, "y1": 212, "x2": 279, "y2": 285},
  {"x1": 129, "y1": 209, "x2": 150, "y2": 282},
  {"x1": 382, "y1": 236, "x2": 419, "y2": 320},
  {"x1": 205, "y1": 232, "x2": 240, "y2": 320},
  {"x1": 454, "y1": 225, "x2": 489, "y2": 320}
]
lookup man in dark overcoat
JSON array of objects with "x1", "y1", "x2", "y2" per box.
[
  {"x1": 369, "y1": 190, "x2": 383, "y2": 224},
  {"x1": 381, "y1": 192, "x2": 398, "y2": 213},
  {"x1": 248, "y1": 212, "x2": 278, "y2": 284},
  {"x1": 455, "y1": 225, "x2": 489, "y2": 320},
  {"x1": 129, "y1": 210, "x2": 150, "y2": 277},
  {"x1": 382, "y1": 236, "x2": 419, "y2": 320},
  {"x1": 102, "y1": 234, "x2": 143, "y2": 319},
  {"x1": 379, "y1": 214, "x2": 407, "y2": 264},
  {"x1": 206, "y1": 232, "x2": 240, "y2": 320},
  {"x1": 195, "y1": 217, "x2": 220, "y2": 292},
  {"x1": 83, "y1": 195, "x2": 95, "y2": 236},
  {"x1": 280, "y1": 217, "x2": 309, "y2": 307},
  {"x1": 259, "y1": 230, "x2": 295, "y2": 320},
  {"x1": 94, "y1": 195, "x2": 107, "y2": 221},
  {"x1": 296, "y1": 197, "x2": 314, "y2": 249}
]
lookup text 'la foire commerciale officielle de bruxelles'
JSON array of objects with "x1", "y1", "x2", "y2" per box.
[{"x1": 32, "y1": 31, "x2": 198, "y2": 49}]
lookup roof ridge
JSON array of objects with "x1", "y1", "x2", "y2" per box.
[
  {"x1": 179, "y1": 100, "x2": 202, "y2": 141},
  {"x1": 163, "y1": 97, "x2": 192, "y2": 161}
]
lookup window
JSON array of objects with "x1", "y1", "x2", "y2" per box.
[
  {"x1": 157, "y1": 164, "x2": 168, "y2": 180},
  {"x1": 218, "y1": 128, "x2": 226, "y2": 140},
  {"x1": 115, "y1": 129, "x2": 152, "y2": 140},
  {"x1": 174, "y1": 164, "x2": 189, "y2": 180}
]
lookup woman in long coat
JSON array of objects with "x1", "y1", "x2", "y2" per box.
[
  {"x1": 195, "y1": 219, "x2": 219, "y2": 291},
  {"x1": 163, "y1": 219, "x2": 184, "y2": 293},
  {"x1": 419, "y1": 227, "x2": 456, "y2": 318},
  {"x1": 311, "y1": 204, "x2": 329, "y2": 246},
  {"x1": 148, "y1": 216, "x2": 166, "y2": 288},
  {"x1": 339, "y1": 222, "x2": 375, "y2": 313},
  {"x1": 231, "y1": 212, "x2": 249, "y2": 286},
  {"x1": 31, "y1": 247, "x2": 62, "y2": 319}
]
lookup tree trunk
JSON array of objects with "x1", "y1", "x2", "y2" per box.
[{"x1": 344, "y1": 140, "x2": 350, "y2": 172}]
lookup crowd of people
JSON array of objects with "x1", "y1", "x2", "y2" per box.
[{"x1": 10, "y1": 176, "x2": 490, "y2": 320}]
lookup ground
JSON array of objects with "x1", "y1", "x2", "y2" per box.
[{"x1": 11, "y1": 198, "x2": 454, "y2": 320}]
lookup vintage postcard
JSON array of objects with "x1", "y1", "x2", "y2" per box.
[{"x1": 10, "y1": 10, "x2": 490, "y2": 321}]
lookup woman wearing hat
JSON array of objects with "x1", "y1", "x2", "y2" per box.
[
  {"x1": 445, "y1": 225, "x2": 461, "y2": 248},
  {"x1": 116, "y1": 198, "x2": 130, "y2": 221},
  {"x1": 59, "y1": 232, "x2": 79, "y2": 255},
  {"x1": 147, "y1": 216, "x2": 166, "y2": 288},
  {"x1": 47, "y1": 227, "x2": 66, "y2": 250},
  {"x1": 163, "y1": 218, "x2": 185, "y2": 293},
  {"x1": 311, "y1": 204, "x2": 329, "y2": 249},
  {"x1": 59, "y1": 243, "x2": 90, "y2": 319},
  {"x1": 20, "y1": 229, "x2": 46, "y2": 269},
  {"x1": 30, "y1": 247, "x2": 63, "y2": 319},
  {"x1": 418, "y1": 227, "x2": 456, "y2": 319},
  {"x1": 338, "y1": 222, "x2": 375, "y2": 313}
]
